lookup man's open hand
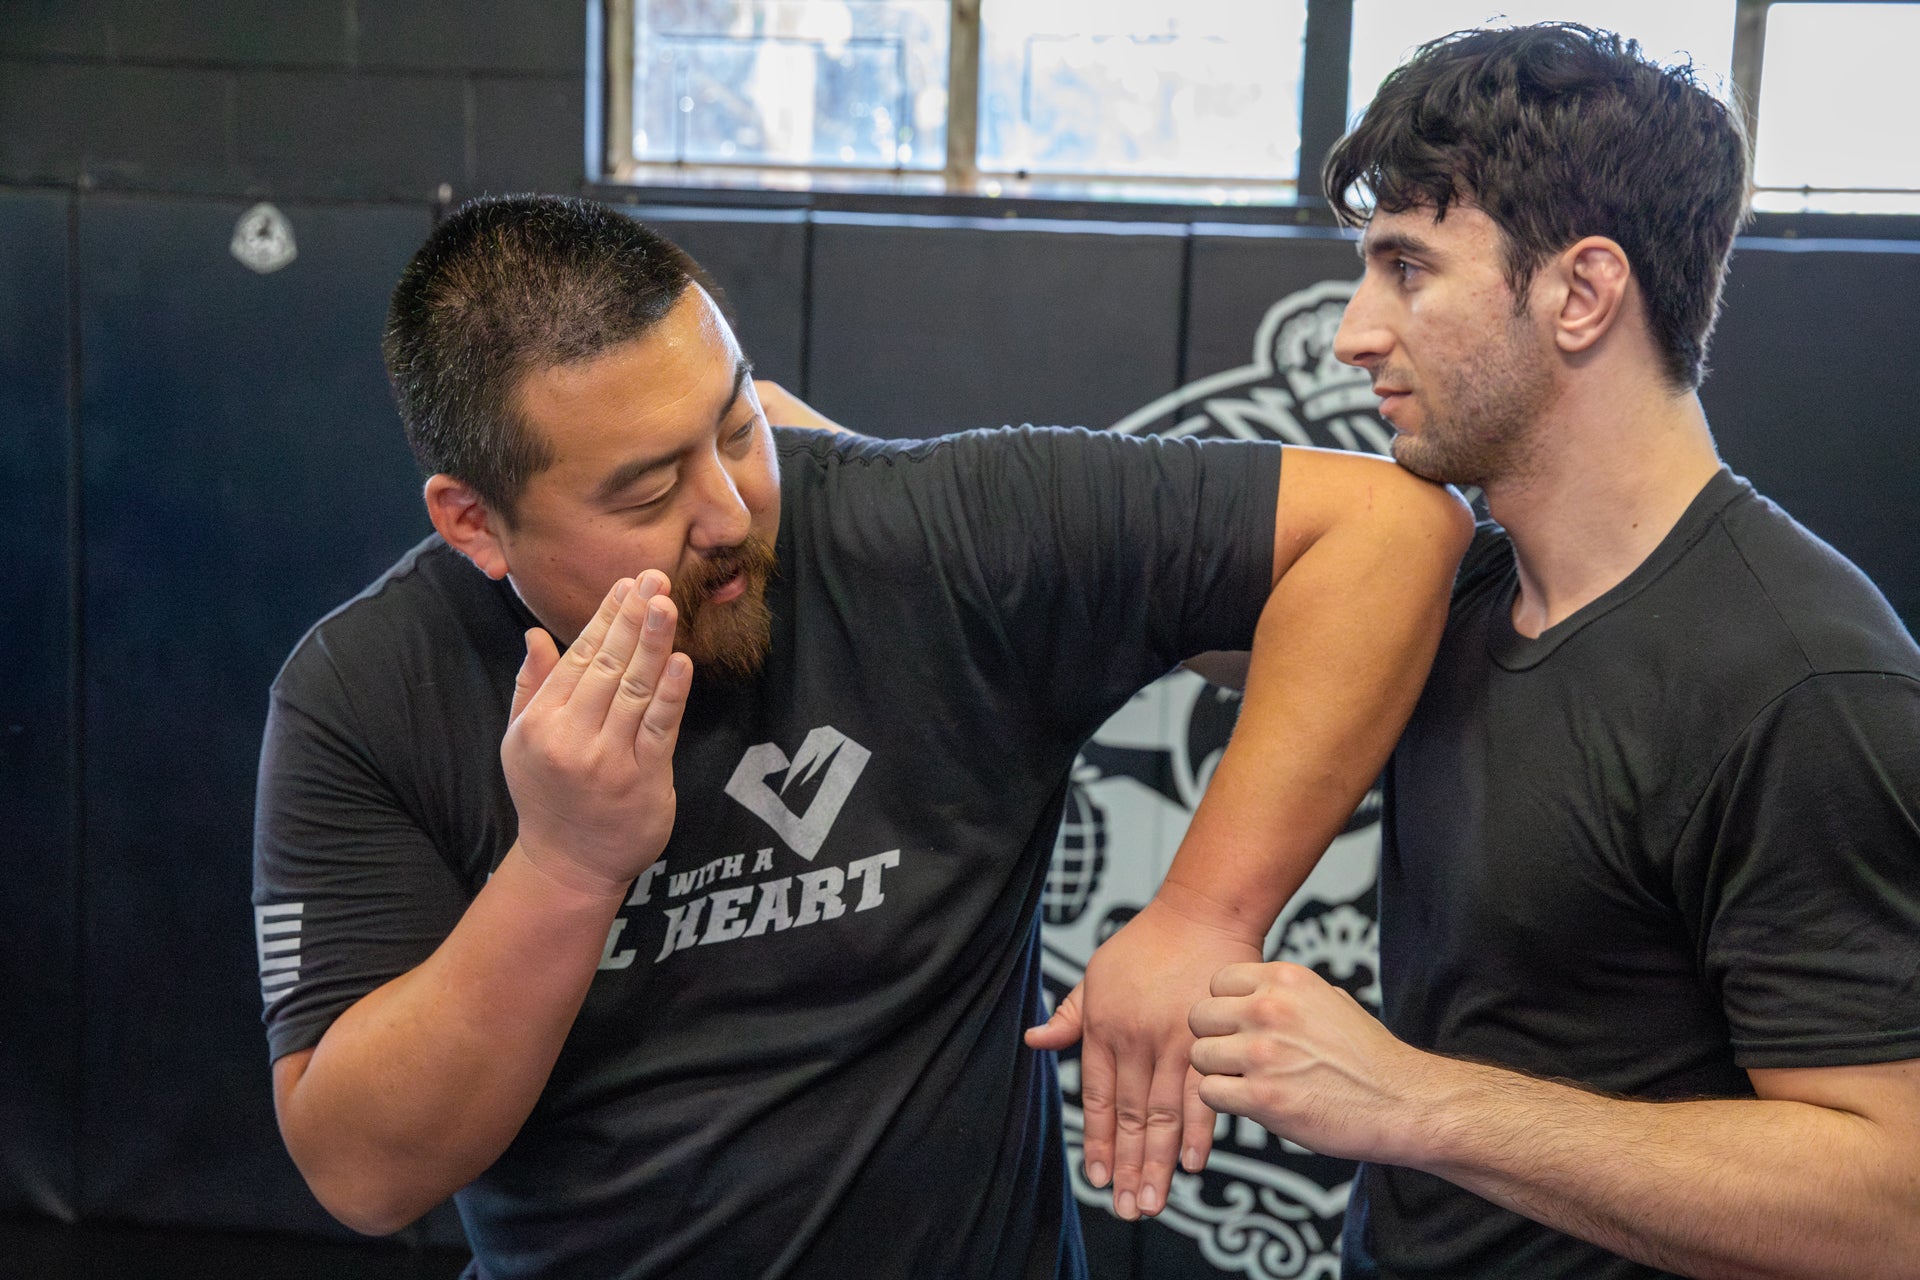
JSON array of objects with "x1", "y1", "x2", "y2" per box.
[
  {"x1": 1026, "y1": 896, "x2": 1262, "y2": 1219},
  {"x1": 502, "y1": 569, "x2": 692, "y2": 898}
]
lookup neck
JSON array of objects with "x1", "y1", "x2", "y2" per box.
[{"x1": 1484, "y1": 379, "x2": 1722, "y2": 639}]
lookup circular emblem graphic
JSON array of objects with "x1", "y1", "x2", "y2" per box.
[
  {"x1": 1041, "y1": 279, "x2": 1389, "y2": 1280},
  {"x1": 231, "y1": 203, "x2": 298, "y2": 275}
]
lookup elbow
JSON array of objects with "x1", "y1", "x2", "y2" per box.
[
  {"x1": 279, "y1": 1116, "x2": 440, "y2": 1237},
  {"x1": 1385, "y1": 463, "x2": 1476, "y2": 556},
  {"x1": 301, "y1": 1166, "x2": 436, "y2": 1238}
]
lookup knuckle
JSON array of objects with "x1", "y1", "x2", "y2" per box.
[
  {"x1": 1244, "y1": 1037, "x2": 1282, "y2": 1072},
  {"x1": 1249, "y1": 995, "x2": 1289, "y2": 1026}
]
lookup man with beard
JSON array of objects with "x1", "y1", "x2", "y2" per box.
[
  {"x1": 1188, "y1": 23, "x2": 1920, "y2": 1280},
  {"x1": 252, "y1": 195, "x2": 1470, "y2": 1278}
]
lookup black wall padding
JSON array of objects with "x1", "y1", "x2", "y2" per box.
[
  {"x1": 74, "y1": 195, "x2": 465, "y2": 1246},
  {"x1": 621, "y1": 205, "x2": 809, "y2": 394},
  {"x1": 1184, "y1": 223, "x2": 1364, "y2": 397},
  {"x1": 0, "y1": 189, "x2": 81, "y2": 1222},
  {"x1": 3, "y1": 187, "x2": 1914, "y2": 1280},
  {"x1": 806, "y1": 212, "x2": 1188, "y2": 439},
  {"x1": 1704, "y1": 239, "x2": 1920, "y2": 629}
]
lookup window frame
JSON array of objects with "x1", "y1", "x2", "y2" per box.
[
  {"x1": 590, "y1": 0, "x2": 1920, "y2": 234},
  {"x1": 1733, "y1": 0, "x2": 1920, "y2": 211}
]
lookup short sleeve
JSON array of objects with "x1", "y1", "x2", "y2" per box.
[
  {"x1": 251, "y1": 636, "x2": 472, "y2": 1062},
  {"x1": 813, "y1": 427, "x2": 1280, "y2": 737},
  {"x1": 1688, "y1": 671, "x2": 1920, "y2": 1068}
]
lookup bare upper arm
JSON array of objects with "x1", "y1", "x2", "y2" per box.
[
  {"x1": 1270, "y1": 445, "x2": 1473, "y2": 587},
  {"x1": 752, "y1": 379, "x2": 846, "y2": 434},
  {"x1": 273, "y1": 1047, "x2": 316, "y2": 1127},
  {"x1": 1749, "y1": 1058, "x2": 1920, "y2": 1131},
  {"x1": 1180, "y1": 448, "x2": 1468, "y2": 685}
]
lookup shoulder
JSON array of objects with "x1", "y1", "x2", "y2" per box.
[
  {"x1": 1713, "y1": 479, "x2": 1920, "y2": 680},
  {"x1": 273, "y1": 535, "x2": 518, "y2": 705},
  {"x1": 1452, "y1": 518, "x2": 1514, "y2": 604},
  {"x1": 773, "y1": 424, "x2": 1282, "y2": 532},
  {"x1": 773, "y1": 422, "x2": 1279, "y2": 476}
]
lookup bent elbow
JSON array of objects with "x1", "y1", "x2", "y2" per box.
[
  {"x1": 1387, "y1": 464, "x2": 1476, "y2": 553},
  {"x1": 305, "y1": 1171, "x2": 435, "y2": 1238}
]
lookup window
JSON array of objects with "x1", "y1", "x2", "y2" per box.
[
  {"x1": 602, "y1": 0, "x2": 1920, "y2": 214},
  {"x1": 610, "y1": 0, "x2": 1310, "y2": 201},
  {"x1": 974, "y1": 0, "x2": 1308, "y2": 195},
  {"x1": 1750, "y1": 2, "x2": 1920, "y2": 212},
  {"x1": 628, "y1": 0, "x2": 950, "y2": 176}
]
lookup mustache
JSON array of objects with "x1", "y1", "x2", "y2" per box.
[{"x1": 672, "y1": 534, "x2": 778, "y2": 608}]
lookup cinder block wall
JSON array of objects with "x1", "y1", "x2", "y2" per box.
[{"x1": 0, "y1": 0, "x2": 586, "y2": 202}]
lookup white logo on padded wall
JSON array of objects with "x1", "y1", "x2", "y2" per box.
[
  {"x1": 255, "y1": 902, "x2": 304, "y2": 1006},
  {"x1": 230, "y1": 203, "x2": 298, "y2": 275},
  {"x1": 1045, "y1": 280, "x2": 1387, "y2": 1280}
]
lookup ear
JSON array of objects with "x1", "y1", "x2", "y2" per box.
[
  {"x1": 1550, "y1": 236, "x2": 1632, "y2": 355},
  {"x1": 424, "y1": 474, "x2": 511, "y2": 580}
]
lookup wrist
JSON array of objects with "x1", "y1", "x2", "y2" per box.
[
  {"x1": 504, "y1": 840, "x2": 636, "y2": 912},
  {"x1": 1388, "y1": 1053, "x2": 1506, "y2": 1173},
  {"x1": 1146, "y1": 876, "x2": 1273, "y2": 950}
]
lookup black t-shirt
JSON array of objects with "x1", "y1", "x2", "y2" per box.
[
  {"x1": 254, "y1": 426, "x2": 1282, "y2": 1280},
  {"x1": 1346, "y1": 470, "x2": 1920, "y2": 1279}
]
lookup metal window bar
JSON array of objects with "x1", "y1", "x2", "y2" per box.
[
  {"x1": 1731, "y1": 0, "x2": 1920, "y2": 204},
  {"x1": 603, "y1": 0, "x2": 1919, "y2": 207},
  {"x1": 605, "y1": 0, "x2": 1320, "y2": 200}
]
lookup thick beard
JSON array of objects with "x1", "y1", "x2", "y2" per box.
[
  {"x1": 670, "y1": 533, "x2": 777, "y2": 680},
  {"x1": 1389, "y1": 315, "x2": 1554, "y2": 491}
]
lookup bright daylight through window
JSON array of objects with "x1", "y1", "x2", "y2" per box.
[{"x1": 608, "y1": 0, "x2": 1920, "y2": 214}]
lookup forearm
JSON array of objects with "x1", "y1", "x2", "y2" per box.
[
  {"x1": 1411, "y1": 1058, "x2": 1920, "y2": 1279},
  {"x1": 1159, "y1": 470, "x2": 1467, "y2": 939},
  {"x1": 276, "y1": 841, "x2": 624, "y2": 1233}
]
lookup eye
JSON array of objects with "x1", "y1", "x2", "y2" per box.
[
  {"x1": 727, "y1": 416, "x2": 761, "y2": 447},
  {"x1": 1389, "y1": 256, "x2": 1423, "y2": 286},
  {"x1": 622, "y1": 487, "x2": 674, "y2": 515}
]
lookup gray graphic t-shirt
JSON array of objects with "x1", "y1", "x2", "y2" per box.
[{"x1": 253, "y1": 426, "x2": 1282, "y2": 1279}]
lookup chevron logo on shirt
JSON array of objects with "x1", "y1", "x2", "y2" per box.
[{"x1": 723, "y1": 725, "x2": 871, "y2": 860}]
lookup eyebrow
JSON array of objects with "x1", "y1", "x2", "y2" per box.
[
  {"x1": 1358, "y1": 229, "x2": 1438, "y2": 263},
  {"x1": 590, "y1": 358, "x2": 754, "y2": 504}
]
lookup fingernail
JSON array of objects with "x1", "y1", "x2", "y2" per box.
[
  {"x1": 1117, "y1": 1190, "x2": 1137, "y2": 1220},
  {"x1": 613, "y1": 579, "x2": 632, "y2": 601},
  {"x1": 1182, "y1": 1146, "x2": 1201, "y2": 1172},
  {"x1": 646, "y1": 602, "x2": 668, "y2": 631},
  {"x1": 1088, "y1": 1161, "x2": 1109, "y2": 1188},
  {"x1": 1139, "y1": 1184, "x2": 1159, "y2": 1214}
]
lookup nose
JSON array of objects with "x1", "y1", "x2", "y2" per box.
[
  {"x1": 1333, "y1": 272, "x2": 1389, "y2": 372},
  {"x1": 685, "y1": 452, "x2": 754, "y2": 551}
]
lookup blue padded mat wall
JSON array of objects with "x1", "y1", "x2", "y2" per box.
[{"x1": 0, "y1": 188, "x2": 81, "y2": 1225}]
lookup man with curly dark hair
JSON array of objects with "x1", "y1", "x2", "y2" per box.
[{"x1": 1191, "y1": 24, "x2": 1920, "y2": 1279}]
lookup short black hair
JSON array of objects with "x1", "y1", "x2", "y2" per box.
[
  {"x1": 383, "y1": 195, "x2": 711, "y2": 523},
  {"x1": 1325, "y1": 23, "x2": 1750, "y2": 390}
]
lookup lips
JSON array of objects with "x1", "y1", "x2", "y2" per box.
[{"x1": 706, "y1": 572, "x2": 747, "y2": 604}]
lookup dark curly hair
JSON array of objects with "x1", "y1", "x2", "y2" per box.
[
  {"x1": 1325, "y1": 23, "x2": 1750, "y2": 390},
  {"x1": 383, "y1": 195, "x2": 713, "y2": 523}
]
